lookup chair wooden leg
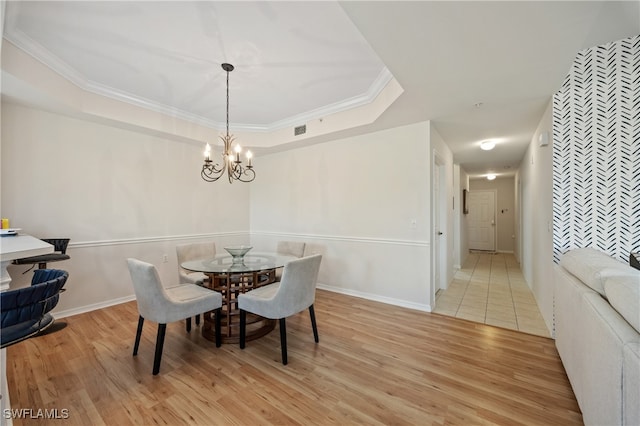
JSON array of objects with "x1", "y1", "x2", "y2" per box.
[
  {"x1": 152, "y1": 324, "x2": 167, "y2": 375},
  {"x1": 133, "y1": 316, "x2": 144, "y2": 356},
  {"x1": 195, "y1": 314, "x2": 201, "y2": 326},
  {"x1": 309, "y1": 304, "x2": 319, "y2": 343},
  {"x1": 279, "y1": 318, "x2": 288, "y2": 365},
  {"x1": 215, "y1": 309, "x2": 221, "y2": 348},
  {"x1": 239, "y1": 310, "x2": 246, "y2": 349},
  {"x1": 186, "y1": 317, "x2": 192, "y2": 332}
]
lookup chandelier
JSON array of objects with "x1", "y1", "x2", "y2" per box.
[{"x1": 201, "y1": 63, "x2": 255, "y2": 183}]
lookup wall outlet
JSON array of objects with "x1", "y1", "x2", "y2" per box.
[{"x1": 162, "y1": 254, "x2": 168, "y2": 263}]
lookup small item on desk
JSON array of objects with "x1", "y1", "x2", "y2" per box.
[
  {"x1": 0, "y1": 218, "x2": 20, "y2": 236},
  {"x1": 0, "y1": 218, "x2": 18, "y2": 236}
]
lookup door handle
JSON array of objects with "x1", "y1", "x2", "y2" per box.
[{"x1": 437, "y1": 232, "x2": 443, "y2": 235}]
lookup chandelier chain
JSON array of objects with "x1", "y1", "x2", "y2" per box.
[{"x1": 226, "y1": 68, "x2": 230, "y2": 138}]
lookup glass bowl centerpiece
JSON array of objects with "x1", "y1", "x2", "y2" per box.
[{"x1": 224, "y1": 245, "x2": 253, "y2": 264}]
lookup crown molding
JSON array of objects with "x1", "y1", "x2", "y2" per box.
[
  {"x1": 4, "y1": 29, "x2": 393, "y2": 134},
  {"x1": 4, "y1": 31, "x2": 88, "y2": 89},
  {"x1": 263, "y1": 67, "x2": 393, "y2": 132},
  {"x1": 84, "y1": 80, "x2": 224, "y2": 129}
]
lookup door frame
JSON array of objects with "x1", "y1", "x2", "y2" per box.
[{"x1": 432, "y1": 151, "x2": 448, "y2": 305}]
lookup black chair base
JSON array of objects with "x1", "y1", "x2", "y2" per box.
[
  {"x1": 185, "y1": 314, "x2": 201, "y2": 332},
  {"x1": 1, "y1": 314, "x2": 55, "y2": 348},
  {"x1": 239, "y1": 304, "x2": 319, "y2": 365},
  {"x1": 134, "y1": 309, "x2": 222, "y2": 375}
]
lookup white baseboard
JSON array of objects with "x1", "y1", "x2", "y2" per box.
[
  {"x1": 52, "y1": 285, "x2": 432, "y2": 320},
  {"x1": 53, "y1": 294, "x2": 136, "y2": 319},
  {"x1": 317, "y1": 283, "x2": 432, "y2": 313}
]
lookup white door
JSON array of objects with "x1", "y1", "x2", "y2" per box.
[{"x1": 468, "y1": 190, "x2": 496, "y2": 251}]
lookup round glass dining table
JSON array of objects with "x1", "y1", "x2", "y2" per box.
[
  {"x1": 181, "y1": 252, "x2": 296, "y2": 275},
  {"x1": 181, "y1": 252, "x2": 297, "y2": 343}
]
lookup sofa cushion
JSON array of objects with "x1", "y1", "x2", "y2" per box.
[
  {"x1": 605, "y1": 275, "x2": 640, "y2": 334},
  {"x1": 577, "y1": 293, "x2": 640, "y2": 425},
  {"x1": 623, "y1": 343, "x2": 640, "y2": 425},
  {"x1": 561, "y1": 247, "x2": 638, "y2": 296}
]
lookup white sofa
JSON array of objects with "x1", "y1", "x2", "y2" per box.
[{"x1": 555, "y1": 247, "x2": 640, "y2": 425}]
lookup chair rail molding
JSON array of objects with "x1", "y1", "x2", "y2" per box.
[
  {"x1": 68, "y1": 231, "x2": 249, "y2": 249},
  {"x1": 250, "y1": 231, "x2": 429, "y2": 247}
]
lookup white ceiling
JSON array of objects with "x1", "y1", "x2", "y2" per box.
[{"x1": 2, "y1": 1, "x2": 639, "y2": 177}]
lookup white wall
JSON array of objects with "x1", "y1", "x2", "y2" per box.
[
  {"x1": 456, "y1": 166, "x2": 470, "y2": 268},
  {"x1": 514, "y1": 171, "x2": 521, "y2": 264},
  {"x1": 518, "y1": 100, "x2": 554, "y2": 334},
  {"x1": 1, "y1": 104, "x2": 458, "y2": 315},
  {"x1": 1, "y1": 102, "x2": 251, "y2": 316},
  {"x1": 453, "y1": 164, "x2": 461, "y2": 269},
  {"x1": 249, "y1": 121, "x2": 434, "y2": 311}
]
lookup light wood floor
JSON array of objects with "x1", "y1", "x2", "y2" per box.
[{"x1": 6, "y1": 290, "x2": 582, "y2": 425}]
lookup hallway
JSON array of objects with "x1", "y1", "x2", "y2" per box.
[{"x1": 433, "y1": 252, "x2": 550, "y2": 338}]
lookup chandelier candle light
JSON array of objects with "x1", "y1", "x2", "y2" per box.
[{"x1": 201, "y1": 63, "x2": 255, "y2": 183}]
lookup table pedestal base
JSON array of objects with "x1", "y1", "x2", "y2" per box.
[
  {"x1": 202, "y1": 269, "x2": 277, "y2": 344},
  {"x1": 202, "y1": 311, "x2": 275, "y2": 344}
]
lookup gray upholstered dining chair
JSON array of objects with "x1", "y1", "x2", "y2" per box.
[
  {"x1": 127, "y1": 258, "x2": 222, "y2": 375},
  {"x1": 277, "y1": 241, "x2": 306, "y2": 258},
  {"x1": 176, "y1": 241, "x2": 216, "y2": 285},
  {"x1": 275, "y1": 241, "x2": 306, "y2": 281},
  {"x1": 176, "y1": 241, "x2": 216, "y2": 327},
  {"x1": 238, "y1": 254, "x2": 322, "y2": 365}
]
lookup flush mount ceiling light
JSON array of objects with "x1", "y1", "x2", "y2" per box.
[
  {"x1": 201, "y1": 63, "x2": 255, "y2": 183},
  {"x1": 487, "y1": 174, "x2": 497, "y2": 181},
  {"x1": 480, "y1": 140, "x2": 496, "y2": 151}
]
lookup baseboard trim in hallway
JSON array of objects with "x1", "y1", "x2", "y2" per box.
[{"x1": 433, "y1": 252, "x2": 551, "y2": 337}]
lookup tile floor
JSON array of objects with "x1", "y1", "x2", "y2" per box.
[{"x1": 433, "y1": 252, "x2": 551, "y2": 338}]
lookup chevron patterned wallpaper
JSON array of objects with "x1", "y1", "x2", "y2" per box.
[{"x1": 552, "y1": 35, "x2": 639, "y2": 263}]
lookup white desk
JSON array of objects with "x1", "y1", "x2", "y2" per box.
[{"x1": 0, "y1": 234, "x2": 53, "y2": 291}]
